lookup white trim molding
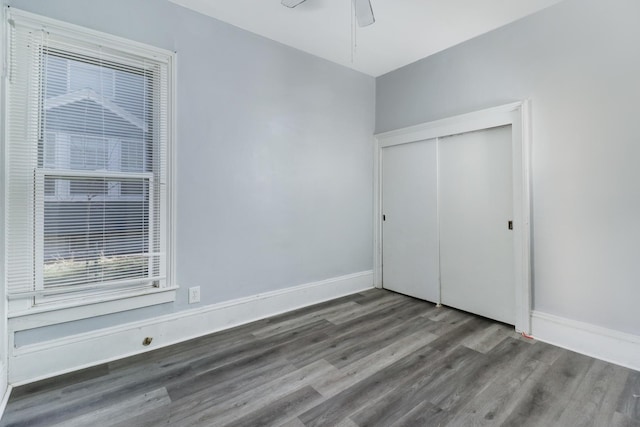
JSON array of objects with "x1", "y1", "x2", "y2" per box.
[
  {"x1": 531, "y1": 311, "x2": 640, "y2": 372},
  {"x1": 9, "y1": 271, "x2": 374, "y2": 385},
  {"x1": 374, "y1": 102, "x2": 533, "y2": 333},
  {"x1": 8, "y1": 287, "x2": 178, "y2": 330},
  {"x1": 0, "y1": 384, "x2": 11, "y2": 422},
  {"x1": 0, "y1": 4, "x2": 9, "y2": 415}
]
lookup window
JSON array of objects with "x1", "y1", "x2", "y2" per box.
[{"x1": 6, "y1": 9, "x2": 175, "y2": 311}]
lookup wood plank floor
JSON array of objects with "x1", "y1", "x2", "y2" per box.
[{"x1": 2, "y1": 289, "x2": 639, "y2": 427}]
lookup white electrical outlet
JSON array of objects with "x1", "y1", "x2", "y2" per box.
[{"x1": 188, "y1": 286, "x2": 201, "y2": 304}]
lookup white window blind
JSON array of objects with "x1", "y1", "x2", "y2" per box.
[{"x1": 6, "y1": 10, "x2": 174, "y2": 303}]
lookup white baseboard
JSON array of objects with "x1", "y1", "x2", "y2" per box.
[
  {"x1": 0, "y1": 385, "x2": 11, "y2": 422},
  {"x1": 9, "y1": 271, "x2": 374, "y2": 385},
  {"x1": 0, "y1": 361, "x2": 7, "y2": 421},
  {"x1": 531, "y1": 310, "x2": 640, "y2": 372}
]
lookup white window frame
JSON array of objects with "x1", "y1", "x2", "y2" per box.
[{"x1": 4, "y1": 8, "x2": 178, "y2": 326}]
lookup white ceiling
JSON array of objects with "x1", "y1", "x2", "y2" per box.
[{"x1": 169, "y1": 0, "x2": 564, "y2": 77}]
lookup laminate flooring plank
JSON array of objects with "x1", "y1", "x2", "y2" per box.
[
  {"x1": 65, "y1": 329, "x2": 257, "y2": 413},
  {"x1": 555, "y1": 360, "x2": 632, "y2": 427},
  {"x1": 525, "y1": 340, "x2": 566, "y2": 365},
  {"x1": 50, "y1": 387, "x2": 171, "y2": 427},
  {"x1": 311, "y1": 329, "x2": 439, "y2": 398},
  {"x1": 180, "y1": 317, "x2": 332, "y2": 378},
  {"x1": 612, "y1": 411, "x2": 640, "y2": 427},
  {"x1": 184, "y1": 319, "x2": 334, "y2": 375},
  {"x1": 432, "y1": 338, "x2": 532, "y2": 411},
  {"x1": 333, "y1": 418, "x2": 361, "y2": 427},
  {"x1": 111, "y1": 361, "x2": 313, "y2": 427},
  {"x1": 169, "y1": 353, "x2": 295, "y2": 404},
  {"x1": 1, "y1": 361, "x2": 191, "y2": 427},
  {"x1": 298, "y1": 343, "x2": 443, "y2": 427},
  {"x1": 389, "y1": 400, "x2": 450, "y2": 427},
  {"x1": 351, "y1": 340, "x2": 526, "y2": 426},
  {"x1": 6, "y1": 364, "x2": 122, "y2": 412},
  {"x1": 618, "y1": 371, "x2": 640, "y2": 422},
  {"x1": 166, "y1": 320, "x2": 333, "y2": 401},
  {"x1": 251, "y1": 301, "x2": 359, "y2": 338},
  {"x1": 278, "y1": 417, "x2": 307, "y2": 427},
  {"x1": 325, "y1": 309, "x2": 436, "y2": 369},
  {"x1": 286, "y1": 300, "x2": 426, "y2": 368},
  {"x1": 500, "y1": 350, "x2": 595, "y2": 427},
  {"x1": 349, "y1": 289, "x2": 394, "y2": 304},
  {"x1": 444, "y1": 342, "x2": 553, "y2": 426},
  {"x1": 34, "y1": 351, "x2": 189, "y2": 408},
  {"x1": 427, "y1": 315, "x2": 495, "y2": 353},
  {"x1": 353, "y1": 335, "x2": 578, "y2": 427},
  {"x1": 110, "y1": 405, "x2": 172, "y2": 427},
  {"x1": 421, "y1": 311, "x2": 475, "y2": 338},
  {"x1": 350, "y1": 390, "x2": 434, "y2": 427},
  {"x1": 421, "y1": 339, "x2": 539, "y2": 426},
  {"x1": 303, "y1": 345, "x2": 482, "y2": 427},
  {"x1": 258, "y1": 290, "x2": 386, "y2": 331},
  {"x1": 172, "y1": 360, "x2": 336, "y2": 427},
  {"x1": 460, "y1": 322, "x2": 511, "y2": 354},
  {"x1": 426, "y1": 306, "x2": 471, "y2": 323},
  {"x1": 180, "y1": 359, "x2": 337, "y2": 424},
  {"x1": 7, "y1": 364, "x2": 110, "y2": 402},
  {"x1": 591, "y1": 365, "x2": 635, "y2": 427},
  {"x1": 324, "y1": 292, "x2": 417, "y2": 325},
  {"x1": 259, "y1": 292, "x2": 372, "y2": 325},
  {"x1": 220, "y1": 386, "x2": 322, "y2": 427}
]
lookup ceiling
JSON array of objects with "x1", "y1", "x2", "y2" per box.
[{"x1": 169, "y1": 0, "x2": 564, "y2": 77}]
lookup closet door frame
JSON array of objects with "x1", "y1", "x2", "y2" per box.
[{"x1": 373, "y1": 101, "x2": 532, "y2": 333}]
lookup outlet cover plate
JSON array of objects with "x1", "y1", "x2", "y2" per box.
[{"x1": 188, "y1": 286, "x2": 201, "y2": 304}]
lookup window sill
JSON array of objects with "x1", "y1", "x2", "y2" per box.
[{"x1": 8, "y1": 286, "x2": 178, "y2": 331}]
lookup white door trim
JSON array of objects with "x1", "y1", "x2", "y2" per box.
[
  {"x1": 373, "y1": 101, "x2": 532, "y2": 333},
  {"x1": 0, "y1": 4, "x2": 10, "y2": 409}
]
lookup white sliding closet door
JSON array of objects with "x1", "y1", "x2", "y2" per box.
[
  {"x1": 439, "y1": 125, "x2": 515, "y2": 324},
  {"x1": 382, "y1": 139, "x2": 439, "y2": 302}
]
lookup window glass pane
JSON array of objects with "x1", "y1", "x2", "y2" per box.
[
  {"x1": 43, "y1": 176, "x2": 150, "y2": 288},
  {"x1": 38, "y1": 50, "x2": 155, "y2": 289},
  {"x1": 121, "y1": 139, "x2": 144, "y2": 172},
  {"x1": 121, "y1": 179, "x2": 145, "y2": 196},
  {"x1": 69, "y1": 178, "x2": 109, "y2": 196},
  {"x1": 69, "y1": 135, "x2": 109, "y2": 171},
  {"x1": 41, "y1": 50, "x2": 150, "y2": 167},
  {"x1": 68, "y1": 61, "x2": 115, "y2": 99},
  {"x1": 44, "y1": 133, "x2": 57, "y2": 169},
  {"x1": 43, "y1": 55, "x2": 67, "y2": 99}
]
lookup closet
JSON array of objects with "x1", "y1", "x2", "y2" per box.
[{"x1": 382, "y1": 125, "x2": 515, "y2": 325}]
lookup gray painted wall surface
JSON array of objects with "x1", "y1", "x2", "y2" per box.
[
  {"x1": 7, "y1": 0, "x2": 375, "y2": 345},
  {"x1": 377, "y1": 0, "x2": 640, "y2": 335}
]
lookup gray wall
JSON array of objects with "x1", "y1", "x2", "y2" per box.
[
  {"x1": 377, "y1": 0, "x2": 640, "y2": 336},
  {"x1": 7, "y1": 0, "x2": 375, "y2": 345}
]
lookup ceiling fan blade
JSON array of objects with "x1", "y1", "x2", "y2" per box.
[
  {"x1": 353, "y1": 0, "x2": 375, "y2": 27},
  {"x1": 281, "y1": 0, "x2": 307, "y2": 8}
]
